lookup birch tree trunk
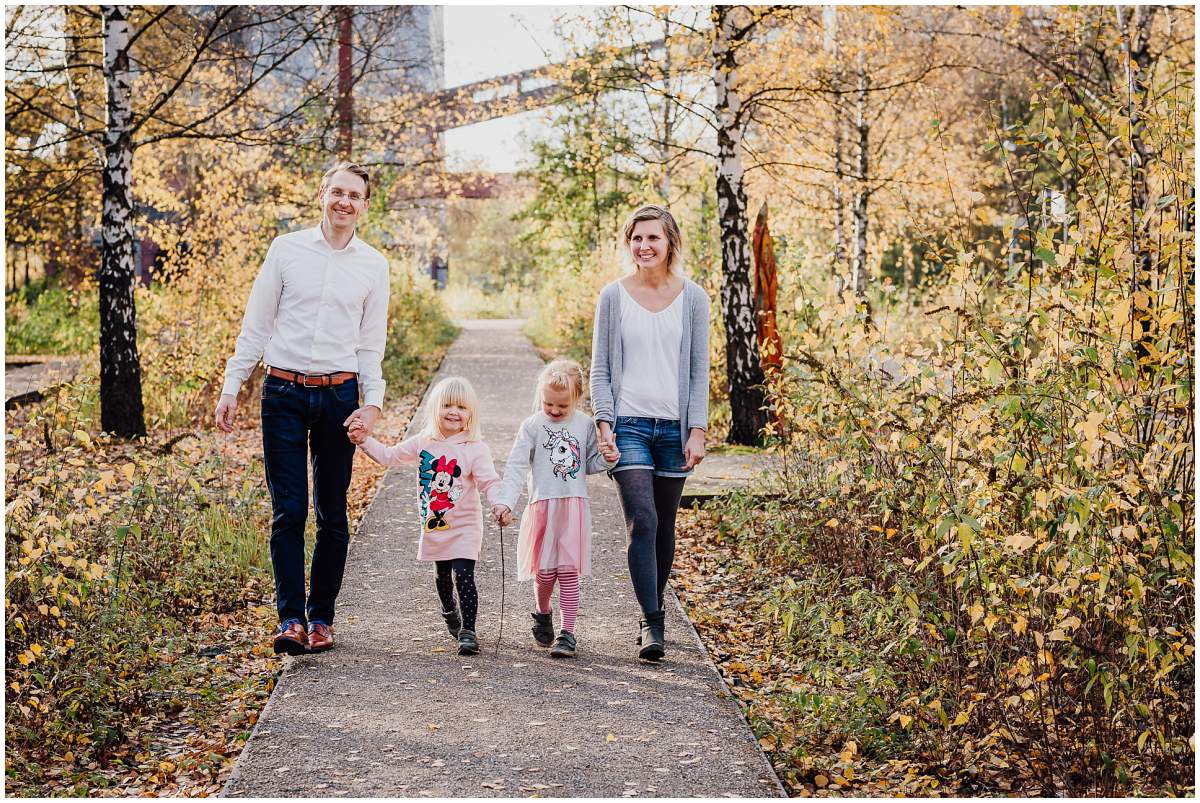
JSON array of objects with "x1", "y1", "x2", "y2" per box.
[
  {"x1": 1117, "y1": 5, "x2": 1158, "y2": 385},
  {"x1": 100, "y1": 5, "x2": 146, "y2": 437},
  {"x1": 712, "y1": 5, "x2": 766, "y2": 445},
  {"x1": 851, "y1": 61, "x2": 871, "y2": 299},
  {"x1": 824, "y1": 6, "x2": 848, "y2": 293}
]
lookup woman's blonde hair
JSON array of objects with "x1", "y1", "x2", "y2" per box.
[
  {"x1": 416, "y1": 376, "x2": 482, "y2": 440},
  {"x1": 619, "y1": 204, "x2": 685, "y2": 275},
  {"x1": 533, "y1": 359, "x2": 586, "y2": 413}
]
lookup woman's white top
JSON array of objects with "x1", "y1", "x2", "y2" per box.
[{"x1": 616, "y1": 281, "x2": 684, "y2": 419}]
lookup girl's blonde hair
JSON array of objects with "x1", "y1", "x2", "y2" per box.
[
  {"x1": 534, "y1": 359, "x2": 586, "y2": 413},
  {"x1": 416, "y1": 376, "x2": 483, "y2": 440},
  {"x1": 619, "y1": 204, "x2": 685, "y2": 276}
]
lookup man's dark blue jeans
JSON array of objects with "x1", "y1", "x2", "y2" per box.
[{"x1": 260, "y1": 373, "x2": 359, "y2": 627}]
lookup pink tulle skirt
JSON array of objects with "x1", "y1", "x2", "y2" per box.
[{"x1": 516, "y1": 497, "x2": 592, "y2": 581}]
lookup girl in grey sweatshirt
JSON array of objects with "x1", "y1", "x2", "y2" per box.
[{"x1": 493, "y1": 360, "x2": 619, "y2": 657}]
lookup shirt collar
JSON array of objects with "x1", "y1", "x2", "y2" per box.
[
  {"x1": 433, "y1": 431, "x2": 471, "y2": 445},
  {"x1": 309, "y1": 224, "x2": 359, "y2": 253}
]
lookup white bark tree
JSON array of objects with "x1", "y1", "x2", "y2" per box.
[
  {"x1": 712, "y1": 5, "x2": 767, "y2": 445},
  {"x1": 99, "y1": 5, "x2": 144, "y2": 437}
]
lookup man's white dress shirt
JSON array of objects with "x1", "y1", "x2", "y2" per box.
[{"x1": 221, "y1": 225, "x2": 390, "y2": 409}]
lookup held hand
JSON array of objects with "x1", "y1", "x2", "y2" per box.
[
  {"x1": 347, "y1": 421, "x2": 368, "y2": 445},
  {"x1": 215, "y1": 394, "x2": 238, "y2": 433},
  {"x1": 600, "y1": 441, "x2": 620, "y2": 462},
  {"x1": 682, "y1": 429, "x2": 706, "y2": 471},
  {"x1": 597, "y1": 421, "x2": 616, "y2": 449},
  {"x1": 491, "y1": 505, "x2": 512, "y2": 526},
  {"x1": 344, "y1": 405, "x2": 380, "y2": 438}
]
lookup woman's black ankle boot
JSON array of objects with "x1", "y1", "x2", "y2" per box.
[{"x1": 638, "y1": 610, "x2": 665, "y2": 662}]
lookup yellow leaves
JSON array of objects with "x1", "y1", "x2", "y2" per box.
[
  {"x1": 72, "y1": 430, "x2": 93, "y2": 450},
  {"x1": 94, "y1": 470, "x2": 115, "y2": 494},
  {"x1": 1057, "y1": 615, "x2": 1081, "y2": 632},
  {"x1": 1013, "y1": 615, "x2": 1028, "y2": 637},
  {"x1": 1004, "y1": 533, "x2": 1037, "y2": 553},
  {"x1": 1074, "y1": 410, "x2": 1107, "y2": 451},
  {"x1": 957, "y1": 523, "x2": 974, "y2": 552},
  {"x1": 967, "y1": 601, "x2": 985, "y2": 624}
]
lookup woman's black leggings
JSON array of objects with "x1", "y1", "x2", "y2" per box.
[
  {"x1": 614, "y1": 470, "x2": 687, "y2": 616},
  {"x1": 435, "y1": 558, "x2": 477, "y2": 631}
]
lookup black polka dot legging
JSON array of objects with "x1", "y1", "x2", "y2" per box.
[{"x1": 435, "y1": 558, "x2": 478, "y2": 632}]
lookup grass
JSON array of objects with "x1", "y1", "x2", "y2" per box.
[{"x1": 6, "y1": 280, "x2": 99, "y2": 356}]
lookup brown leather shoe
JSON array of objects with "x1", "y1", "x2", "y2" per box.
[
  {"x1": 272, "y1": 621, "x2": 307, "y2": 656},
  {"x1": 307, "y1": 622, "x2": 335, "y2": 652}
]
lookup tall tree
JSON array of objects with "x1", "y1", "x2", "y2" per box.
[
  {"x1": 7, "y1": 7, "x2": 420, "y2": 436},
  {"x1": 711, "y1": 5, "x2": 767, "y2": 444},
  {"x1": 99, "y1": 5, "x2": 144, "y2": 436}
]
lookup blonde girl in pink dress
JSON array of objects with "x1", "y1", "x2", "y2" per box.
[
  {"x1": 493, "y1": 360, "x2": 620, "y2": 658},
  {"x1": 348, "y1": 376, "x2": 502, "y2": 656}
]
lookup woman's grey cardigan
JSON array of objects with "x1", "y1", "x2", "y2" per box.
[{"x1": 589, "y1": 278, "x2": 710, "y2": 444}]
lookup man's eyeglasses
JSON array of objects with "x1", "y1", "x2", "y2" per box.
[{"x1": 326, "y1": 188, "x2": 366, "y2": 203}]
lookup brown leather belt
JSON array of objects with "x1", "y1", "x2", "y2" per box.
[{"x1": 267, "y1": 367, "x2": 358, "y2": 387}]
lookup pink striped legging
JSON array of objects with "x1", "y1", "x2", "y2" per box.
[{"x1": 535, "y1": 568, "x2": 580, "y2": 633}]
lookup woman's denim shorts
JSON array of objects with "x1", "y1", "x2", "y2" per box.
[{"x1": 611, "y1": 416, "x2": 692, "y2": 478}]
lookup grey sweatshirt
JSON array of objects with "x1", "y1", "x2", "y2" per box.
[
  {"x1": 589, "y1": 277, "x2": 710, "y2": 443},
  {"x1": 495, "y1": 411, "x2": 615, "y2": 510}
]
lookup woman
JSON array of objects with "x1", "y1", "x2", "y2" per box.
[{"x1": 590, "y1": 204, "x2": 709, "y2": 662}]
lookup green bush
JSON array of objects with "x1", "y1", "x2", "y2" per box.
[
  {"x1": 4, "y1": 381, "x2": 271, "y2": 790},
  {"x1": 6, "y1": 281, "x2": 99, "y2": 356}
]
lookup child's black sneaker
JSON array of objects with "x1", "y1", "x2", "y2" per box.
[
  {"x1": 530, "y1": 611, "x2": 554, "y2": 647},
  {"x1": 442, "y1": 608, "x2": 461, "y2": 638},
  {"x1": 457, "y1": 629, "x2": 479, "y2": 655},
  {"x1": 550, "y1": 630, "x2": 576, "y2": 659}
]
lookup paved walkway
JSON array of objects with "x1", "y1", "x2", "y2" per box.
[
  {"x1": 224, "y1": 320, "x2": 782, "y2": 798},
  {"x1": 5, "y1": 355, "x2": 79, "y2": 409}
]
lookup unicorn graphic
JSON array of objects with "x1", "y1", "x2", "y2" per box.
[{"x1": 542, "y1": 426, "x2": 582, "y2": 480}]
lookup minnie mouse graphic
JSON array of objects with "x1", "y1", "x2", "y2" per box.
[{"x1": 420, "y1": 452, "x2": 464, "y2": 531}]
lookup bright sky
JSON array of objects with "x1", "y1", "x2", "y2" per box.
[{"x1": 442, "y1": 5, "x2": 597, "y2": 173}]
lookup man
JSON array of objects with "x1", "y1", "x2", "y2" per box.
[{"x1": 215, "y1": 161, "x2": 389, "y2": 655}]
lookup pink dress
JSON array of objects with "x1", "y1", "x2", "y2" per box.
[
  {"x1": 517, "y1": 497, "x2": 592, "y2": 580},
  {"x1": 360, "y1": 433, "x2": 502, "y2": 561}
]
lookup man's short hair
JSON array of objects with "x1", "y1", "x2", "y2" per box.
[{"x1": 320, "y1": 161, "x2": 371, "y2": 199}]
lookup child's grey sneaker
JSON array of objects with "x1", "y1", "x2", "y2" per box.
[
  {"x1": 549, "y1": 630, "x2": 576, "y2": 658},
  {"x1": 457, "y1": 629, "x2": 479, "y2": 656},
  {"x1": 531, "y1": 611, "x2": 554, "y2": 647}
]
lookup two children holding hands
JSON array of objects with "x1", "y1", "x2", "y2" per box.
[{"x1": 348, "y1": 359, "x2": 617, "y2": 658}]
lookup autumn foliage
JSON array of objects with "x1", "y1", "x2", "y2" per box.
[{"x1": 707, "y1": 10, "x2": 1192, "y2": 796}]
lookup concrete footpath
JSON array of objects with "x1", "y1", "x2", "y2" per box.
[{"x1": 224, "y1": 319, "x2": 783, "y2": 798}]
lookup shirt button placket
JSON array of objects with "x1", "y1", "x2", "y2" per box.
[{"x1": 311, "y1": 253, "x2": 334, "y2": 370}]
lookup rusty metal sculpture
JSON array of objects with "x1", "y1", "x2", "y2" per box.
[{"x1": 752, "y1": 202, "x2": 784, "y2": 381}]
